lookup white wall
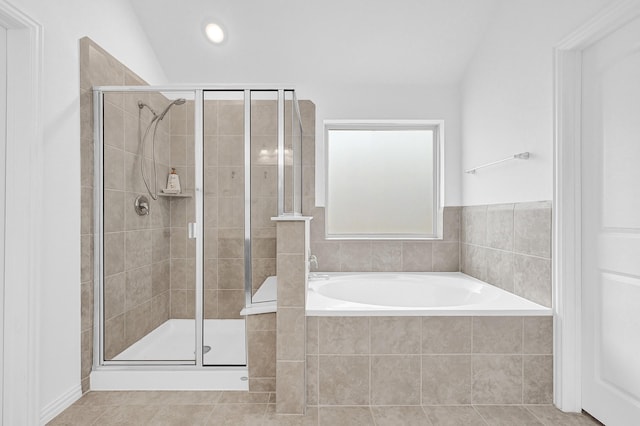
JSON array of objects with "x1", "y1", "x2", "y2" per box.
[
  {"x1": 460, "y1": 0, "x2": 614, "y2": 206},
  {"x1": 6, "y1": 0, "x2": 166, "y2": 416},
  {"x1": 307, "y1": 83, "x2": 462, "y2": 206}
]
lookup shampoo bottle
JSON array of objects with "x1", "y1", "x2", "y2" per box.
[{"x1": 167, "y1": 168, "x2": 181, "y2": 193}]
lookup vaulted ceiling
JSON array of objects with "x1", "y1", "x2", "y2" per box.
[{"x1": 129, "y1": 0, "x2": 500, "y2": 87}]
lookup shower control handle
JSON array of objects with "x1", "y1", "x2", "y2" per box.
[{"x1": 188, "y1": 223, "x2": 197, "y2": 239}]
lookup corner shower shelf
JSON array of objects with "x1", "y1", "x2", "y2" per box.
[{"x1": 158, "y1": 191, "x2": 193, "y2": 198}]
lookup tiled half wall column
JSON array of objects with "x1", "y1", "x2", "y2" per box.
[{"x1": 274, "y1": 217, "x2": 312, "y2": 414}]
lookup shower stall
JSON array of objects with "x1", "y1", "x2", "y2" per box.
[{"x1": 91, "y1": 86, "x2": 302, "y2": 389}]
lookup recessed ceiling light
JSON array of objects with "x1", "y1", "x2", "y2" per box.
[{"x1": 205, "y1": 23, "x2": 225, "y2": 44}]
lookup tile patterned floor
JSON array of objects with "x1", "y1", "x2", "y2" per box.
[{"x1": 48, "y1": 391, "x2": 604, "y2": 426}]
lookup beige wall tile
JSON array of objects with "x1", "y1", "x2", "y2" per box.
[
  {"x1": 371, "y1": 355, "x2": 421, "y2": 405},
  {"x1": 340, "y1": 242, "x2": 372, "y2": 272},
  {"x1": 81, "y1": 235, "x2": 94, "y2": 284},
  {"x1": 151, "y1": 293, "x2": 170, "y2": 327},
  {"x1": 277, "y1": 222, "x2": 305, "y2": 254},
  {"x1": 514, "y1": 201, "x2": 551, "y2": 258},
  {"x1": 248, "y1": 378, "x2": 275, "y2": 392},
  {"x1": 248, "y1": 330, "x2": 276, "y2": 378},
  {"x1": 104, "y1": 232, "x2": 125, "y2": 276},
  {"x1": 432, "y1": 242, "x2": 460, "y2": 272},
  {"x1": 104, "y1": 146, "x2": 125, "y2": 191},
  {"x1": 151, "y1": 229, "x2": 170, "y2": 263},
  {"x1": 247, "y1": 313, "x2": 276, "y2": 331},
  {"x1": 473, "y1": 316, "x2": 523, "y2": 354},
  {"x1": 486, "y1": 204, "x2": 515, "y2": 250},
  {"x1": 514, "y1": 254, "x2": 551, "y2": 307},
  {"x1": 104, "y1": 314, "x2": 125, "y2": 359},
  {"x1": 422, "y1": 317, "x2": 472, "y2": 354},
  {"x1": 310, "y1": 242, "x2": 341, "y2": 272},
  {"x1": 170, "y1": 289, "x2": 187, "y2": 318},
  {"x1": 81, "y1": 187, "x2": 94, "y2": 235},
  {"x1": 370, "y1": 317, "x2": 420, "y2": 354},
  {"x1": 81, "y1": 283, "x2": 93, "y2": 333},
  {"x1": 485, "y1": 249, "x2": 514, "y2": 292},
  {"x1": 462, "y1": 205, "x2": 487, "y2": 245},
  {"x1": 472, "y1": 355, "x2": 523, "y2": 404},
  {"x1": 104, "y1": 273, "x2": 126, "y2": 320},
  {"x1": 104, "y1": 190, "x2": 125, "y2": 233},
  {"x1": 125, "y1": 230, "x2": 152, "y2": 270},
  {"x1": 276, "y1": 361, "x2": 305, "y2": 414},
  {"x1": 523, "y1": 316, "x2": 553, "y2": 354},
  {"x1": 443, "y1": 206, "x2": 461, "y2": 241},
  {"x1": 307, "y1": 355, "x2": 319, "y2": 406},
  {"x1": 125, "y1": 301, "x2": 152, "y2": 346},
  {"x1": 319, "y1": 317, "x2": 369, "y2": 354},
  {"x1": 277, "y1": 254, "x2": 305, "y2": 307},
  {"x1": 218, "y1": 259, "x2": 244, "y2": 289},
  {"x1": 217, "y1": 290, "x2": 244, "y2": 318},
  {"x1": 523, "y1": 355, "x2": 553, "y2": 404},
  {"x1": 218, "y1": 167, "x2": 244, "y2": 197},
  {"x1": 461, "y1": 243, "x2": 486, "y2": 281},
  {"x1": 371, "y1": 242, "x2": 402, "y2": 272},
  {"x1": 319, "y1": 355, "x2": 369, "y2": 405},
  {"x1": 277, "y1": 307, "x2": 305, "y2": 361},
  {"x1": 125, "y1": 265, "x2": 152, "y2": 310},
  {"x1": 306, "y1": 317, "x2": 319, "y2": 355},
  {"x1": 218, "y1": 103, "x2": 244, "y2": 135},
  {"x1": 402, "y1": 242, "x2": 433, "y2": 272},
  {"x1": 422, "y1": 355, "x2": 472, "y2": 404},
  {"x1": 81, "y1": 138, "x2": 94, "y2": 188}
]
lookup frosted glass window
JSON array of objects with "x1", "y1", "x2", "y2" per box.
[{"x1": 326, "y1": 124, "x2": 440, "y2": 238}]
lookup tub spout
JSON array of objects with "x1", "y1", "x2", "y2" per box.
[{"x1": 309, "y1": 272, "x2": 330, "y2": 281}]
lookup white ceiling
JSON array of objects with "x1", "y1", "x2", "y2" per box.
[{"x1": 129, "y1": 0, "x2": 500, "y2": 87}]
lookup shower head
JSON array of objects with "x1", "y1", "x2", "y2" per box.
[
  {"x1": 158, "y1": 98, "x2": 186, "y2": 121},
  {"x1": 137, "y1": 100, "x2": 158, "y2": 117}
]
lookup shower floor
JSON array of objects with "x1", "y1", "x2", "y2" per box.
[{"x1": 113, "y1": 319, "x2": 246, "y2": 365}]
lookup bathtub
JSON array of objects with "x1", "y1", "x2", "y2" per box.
[{"x1": 306, "y1": 272, "x2": 552, "y2": 316}]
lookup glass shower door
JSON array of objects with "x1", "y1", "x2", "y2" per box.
[
  {"x1": 202, "y1": 90, "x2": 248, "y2": 366},
  {"x1": 100, "y1": 89, "x2": 197, "y2": 364}
]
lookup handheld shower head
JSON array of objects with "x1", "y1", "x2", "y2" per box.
[{"x1": 158, "y1": 98, "x2": 186, "y2": 121}]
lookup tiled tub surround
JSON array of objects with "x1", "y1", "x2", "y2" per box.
[
  {"x1": 306, "y1": 316, "x2": 553, "y2": 407},
  {"x1": 460, "y1": 202, "x2": 552, "y2": 307},
  {"x1": 275, "y1": 219, "x2": 311, "y2": 414},
  {"x1": 306, "y1": 207, "x2": 461, "y2": 273}
]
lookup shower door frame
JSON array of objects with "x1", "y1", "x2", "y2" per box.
[{"x1": 92, "y1": 84, "x2": 297, "y2": 370}]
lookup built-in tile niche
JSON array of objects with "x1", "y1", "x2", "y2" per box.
[{"x1": 460, "y1": 202, "x2": 552, "y2": 307}]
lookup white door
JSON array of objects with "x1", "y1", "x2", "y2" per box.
[
  {"x1": 0, "y1": 23, "x2": 7, "y2": 423},
  {"x1": 581, "y1": 14, "x2": 640, "y2": 426}
]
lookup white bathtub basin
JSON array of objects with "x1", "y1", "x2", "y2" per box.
[{"x1": 307, "y1": 272, "x2": 552, "y2": 316}]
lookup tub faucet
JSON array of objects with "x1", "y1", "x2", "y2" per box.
[{"x1": 309, "y1": 254, "x2": 318, "y2": 270}]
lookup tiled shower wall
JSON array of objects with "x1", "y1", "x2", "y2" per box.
[
  {"x1": 80, "y1": 38, "x2": 173, "y2": 390},
  {"x1": 460, "y1": 202, "x2": 552, "y2": 307}
]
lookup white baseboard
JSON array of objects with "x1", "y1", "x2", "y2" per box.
[{"x1": 39, "y1": 384, "x2": 82, "y2": 425}]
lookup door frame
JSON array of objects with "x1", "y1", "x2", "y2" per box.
[
  {"x1": 553, "y1": 0, "x2": 640, "y2": 412},
  {"x1": 0, "y1": 1, "x2": 42, "y2": 424}
]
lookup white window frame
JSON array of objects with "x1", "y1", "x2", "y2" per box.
[{"x1": 324, "y1": 119, "x2": 444, "y2": 240}]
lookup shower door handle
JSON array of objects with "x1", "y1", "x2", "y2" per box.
[{"x1": 188, "y1": 223, "x2": 197, "y2": 239}]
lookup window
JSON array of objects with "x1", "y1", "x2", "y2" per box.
[{"x1": 324, "y1": 120, "x2": 443, "y2": 239}]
